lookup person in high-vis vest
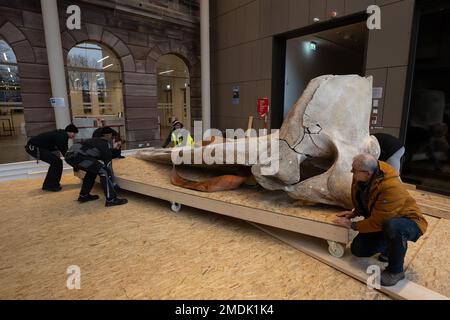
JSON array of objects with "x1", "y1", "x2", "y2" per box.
[{"x1": 165, "y1": 120, "x2": 194, "y2": 147}]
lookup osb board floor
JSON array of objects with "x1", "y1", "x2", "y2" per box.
[
  {"x1": 113, "y1": 157, "x2": 344, "y2": 225},
  {"x1": 0, "y1": 175, "x2": 388, "y2": 300},
  {"x1": 405, "y1": 218, "x2": 450, "y2": 297}
]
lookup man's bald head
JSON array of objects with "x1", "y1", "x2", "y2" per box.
[{"x1": 351, "y1": 154, "x2": 378, "y2": 182}]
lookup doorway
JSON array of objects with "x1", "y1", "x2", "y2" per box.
[
  {"x1": 283, "y1": 22, "x2": 368, "y2": 117},
  {"x1": 402, "y1": 1, "x2": 450, "y2": 195},
  {"x1": 156, "y1": 54, "x2": 190, "y2": 144}
]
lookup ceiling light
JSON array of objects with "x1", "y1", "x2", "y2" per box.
[
  {"x1": 313, "y1": 17, "x2": 320, "y2": 22},
  {"x1": 97, "y1": 56, "x2": 109, "y2": 63},
  {"x1": 103, "y1": 64, "x2": 113, "y2": 69},
  {"x1": 159, "y1": 70, "x2": 174, "y2": 75},
  {"x1": 166, "y1": 84, "x2": 171, "y2": 90},
  {"x1": 309, "y1": 41, "x2": 317, "y2": 51}
]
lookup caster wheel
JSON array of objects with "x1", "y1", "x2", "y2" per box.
[
  {"x1": 170, "y1": 202, "x2": 182, "y2": 212},
  {"x1": 327, "y1": 240, "x2": 345, "y2": 258}
]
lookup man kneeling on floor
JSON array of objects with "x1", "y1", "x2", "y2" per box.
[
  {"x1": 333, "y1": 154, "x2": 428, "y2": 286},
  {"x1": 65, "y1": 136, "x2": 128, "y2": 207}
]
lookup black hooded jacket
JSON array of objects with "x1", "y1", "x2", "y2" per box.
[
  {"x1": 27, "y1": 130, "x2": 70, "y2": 156},
  {"x1": 69, "y1": 138, "x2": 113, "y2": 165}
]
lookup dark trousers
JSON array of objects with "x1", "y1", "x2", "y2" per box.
[
  {"x1": 65, "y1": 153, "x2": 117, "y2": 200},
  {"x1": 25, "y1": 144, "x2": 63, "y2": 188},
  {"x1": 351, "y1": 217, "x2": 422, "y2": 273}
]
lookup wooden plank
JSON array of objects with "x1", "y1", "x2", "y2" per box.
[
  {"x1": 417, "y1": 203, "x2": 450, "y2": 220},
  {"x1": 247, "y1": 116, "x2": 253, "y2": 132},
  {"x1": 252, "y1": 223, "x2": 449, "y2": 300},
  {"x1": 409, "y1": 189, "x2": 450, "y2": 207},
  {"x1": 394, "y1": 184, "x2": 450, "y2": 219},
  {"x1": 408, "y1": 189, "x2": 450, "y2": 220},
  {"x1": 114, "y1": 176, "x2": 350, "y2": 244}
]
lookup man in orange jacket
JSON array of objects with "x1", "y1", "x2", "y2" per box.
[{"x1": 333, "y1": 154, "x2": 428, "y2": 286}]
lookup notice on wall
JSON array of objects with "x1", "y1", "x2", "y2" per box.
[
  {"x1": 257, "y1": 97, "x2": 269, "y2": 118},
  {"x1": 50, "y1": 98, "x2": 66, "y2": 108},
  {"x1": 372, "y1": 87, "x2": 383, "y2": 99},
  {"x1": 232, "y1": 86, "x2": 240, "y2": 105}
]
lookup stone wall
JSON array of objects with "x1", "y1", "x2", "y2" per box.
[{"x1": 0, "y1": 0, "x2": 201, "y2": 148}]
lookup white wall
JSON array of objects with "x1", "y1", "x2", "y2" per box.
[{"x1": 284, "y1": 36, "x2": 365, "y2": 118}]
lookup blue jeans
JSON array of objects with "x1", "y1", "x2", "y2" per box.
[{"x1": 351, "y1": 217, "x2": 422, "y2": 273}]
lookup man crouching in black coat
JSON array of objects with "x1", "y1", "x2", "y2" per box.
[
  {"x1": 65, "y1": 137, "x2": 127, "y2": 207},
  {"x1": 25, "y1": 124, "x2": 79, "y2": 192}
]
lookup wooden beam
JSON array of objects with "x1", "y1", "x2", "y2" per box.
[
  {"x1": 252, "y1": 223, "x2": 448, "y2": 300},
  {"x1": 247, "y1": 116, "x2": 253, "y2": 131},
  {"x1": 409, "y1": 189, "x2": 450, "y2": 220},
  {"x1": 418, "y1": 203, "x2": 450, "y2": 220},
  {"x1": 114, "y1": 176, "x2": 350, "y2": 244}
]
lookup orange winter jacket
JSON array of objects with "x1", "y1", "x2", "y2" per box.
[{"x1": 352, "y1": 161, "x2": 428, "y2": 234}]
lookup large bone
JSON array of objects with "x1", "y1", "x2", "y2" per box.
[{"x1": 136, "y1": 74, "x2": 380, "y2": 209}]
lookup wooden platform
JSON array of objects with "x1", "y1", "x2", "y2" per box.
[
  {"x1": 99, "y1": 156, "x2": 450, "y2": 300},
  {"x1": 107, "y1": 157, "x2": 351, "y2": 250}
]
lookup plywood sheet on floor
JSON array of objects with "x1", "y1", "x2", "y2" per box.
[
  {"x1": 0, "y1": 175, "x2": 388, "y2": 299},
  {"x1": 113, "y1": 157, "x2": 344, "y2": 225},
  {"x1": 404, "y1": 216, "x2": 439, "y2": 269},
  {"x1": 405, "y1": 218, "x2": 450, "y2": 297}
]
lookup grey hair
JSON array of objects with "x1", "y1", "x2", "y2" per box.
[{"x1": 353, "y1": 154, "x2": 378, "y2": 172}]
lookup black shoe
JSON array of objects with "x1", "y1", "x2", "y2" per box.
[
  {"x1": 378, "y1": 253, "x2": 389, "y2": 263},
  {"x1": 381, "y1": 270, "x2": 405, "y2": 286},
  {"x1": 105, "y1": 197, "x2": 128, "y2": 207},
  {"x1": 78, "y1": 194, "x2": 100, "y2": 203},
  {"x1": 42, "y1": 185, "x2": 62, "y2": 192}
]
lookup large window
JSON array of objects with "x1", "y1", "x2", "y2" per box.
[
  {"x1": 0, "y1": 39, "x2": 27, "y2": 164},
  {"x1": 67, "y1": 42, "x2": 125, "y2": 140},
  {"x1": 157, "y1": 54, "x2": 190, "y2": 142},
  {"x1": 0, "y1": 39, "x2": 21, "y2": 105},
  {"x1": 68, "y1": 42, "x2": 123, "y2": 117}
]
